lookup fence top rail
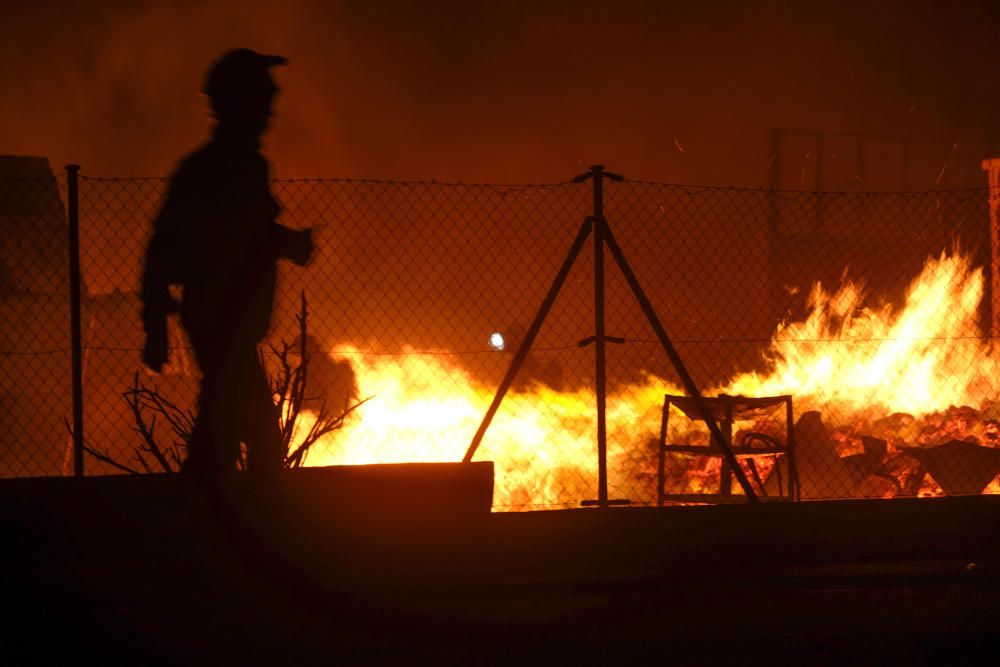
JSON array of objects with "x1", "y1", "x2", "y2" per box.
[
  {"x1": 71, "y1": 172, "x2": 998, "y2": 197},
  {"x1": 622, "y1": 178, "x2": 998, "y2": 197},
  {"x1": 76, "y1": 174, "x2": 574, "y2": 189},
  {"x1": 0, "y1": 176, "x2": 67, "y2": 183}
]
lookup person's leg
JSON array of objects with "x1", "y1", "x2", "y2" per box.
[
  {"x1": 182, "y1": 370, "x2": 220, "y2": 478},
  {"x1": 242, "y1": 347, "x2": 285, "y2": 481},
  {"x1": 183, "y1": 340, "x2": 243, "y2": 479}
]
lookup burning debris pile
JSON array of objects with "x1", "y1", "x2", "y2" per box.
[
  {"x1": 689, "y1": 246, "x2": 1000, "y2": 500},
  {"x1": 683, "y1": 404, "x2": 1000, "y2": 502},
  {"x1": 797, "y1": 403, "x2": 1000, "y2": 498},
  {"x1": 290, "y1": 246, "x2": 1000, "y2": 508}
]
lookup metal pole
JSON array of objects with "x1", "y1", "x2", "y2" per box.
[
  {"x1": 574, "y1": 166, "x2": 625, "y2": 507},
  {"x1": 983, "y1": 158, "x2": 1000, "y2": 340},
  {"x1": 768, "y1": 129, "x2": 782, "y2": 330},
  {"x1": 591, "y1": 167, "x2": 609, "y2": 507},
  {"x1": 66, "y1": 164, "x2": 84, "y2": 477},
  {"x1": 463, "y1": 217, "x2": 594, "y2": 463}
]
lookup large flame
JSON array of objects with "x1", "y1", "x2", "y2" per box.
[
  {"x1": 297, "y1": 247, "x2": 1000, "y2": 508},
  {"x1": 298, "y1": 351, "x2": 676, "y2": 509},
  {"x1": 725, "y1": 248, "x2": 994, "y2": 416}
]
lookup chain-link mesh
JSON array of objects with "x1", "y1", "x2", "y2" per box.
[
  {"x1": 0, "y1": 158, "x2": 72, "y2": 477},
  {"x1": 606, "y1": 181, "x2": 995, "y2": 504},
  {"x1": 2, "y1": 166, "x2": 998, "y2": 510}
]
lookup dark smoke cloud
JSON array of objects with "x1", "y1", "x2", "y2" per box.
[{"x1": 1, "y1": 0, "x2": 998, "y2": 185}]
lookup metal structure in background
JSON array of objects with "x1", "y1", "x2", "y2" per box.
[
  {"x1": 0, "y1": 164, "x2": 998, "y2": 511},
  {"x1": 768, "y1": 129, "x2": 992, "y2": 328},
  {"x1": 984, "y1": 158, "x2": 1000, "y2": 339},
  {"x1": 463, "y1": 166, "x2": 757, "y2": 505}
]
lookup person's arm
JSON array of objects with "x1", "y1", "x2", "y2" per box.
[
  {"x1": 140, "y1": 167, "x2": 190, "y2": 371},
  {"x1": 270, "y1": 223, "x2": 313, "y2": 266},
  {"x1": 256, "y1": 157, "x2": 313, "y2": 266}
]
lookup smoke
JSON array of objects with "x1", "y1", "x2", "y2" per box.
[{"x1": 0, "y1": 0, "x2": 998, "y2": 184}]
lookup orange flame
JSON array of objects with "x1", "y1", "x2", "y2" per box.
[
  {"x1": 297, "y1": 247, "x2": 1000, "y2": 508},
  {"x1": 725, "y1": 248, "x2": 994, "y2": 416},
  {"x1": 297, "y1": 351, "x2": 676, "y2": 509}
]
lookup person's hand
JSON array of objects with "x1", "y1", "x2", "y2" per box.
[
  {"x1": 142, "y1": 324, "x2": 169, "y2": 373},
  {"x1": 288, "y1": 227, "x2": 313, "y2": 266}
]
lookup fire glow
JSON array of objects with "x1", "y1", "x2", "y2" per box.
[
  {"x1": 725, "y1": 248, "x2": 993, "y2": 415},
  {"x1": 296, "y1": 247, "x2": 1000, "y2": 508}
]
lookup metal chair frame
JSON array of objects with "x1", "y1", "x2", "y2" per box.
[{"x1": 657, "y1": 394, "x2": 799, "y2": 504}]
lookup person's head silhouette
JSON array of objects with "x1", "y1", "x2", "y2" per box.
[{"x1": 203, "y1": 48, "x2": 287, "y2": 137}]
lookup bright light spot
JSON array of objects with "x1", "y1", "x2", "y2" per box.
[{"x1": 489, "y1": 332, "x2": 505, "y2": 351}]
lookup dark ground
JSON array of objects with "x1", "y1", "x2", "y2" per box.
[{"x1": 3, "y1": 463, "x2": 999, "y2": 664}]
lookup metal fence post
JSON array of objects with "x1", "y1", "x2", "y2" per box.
[
  {"x1": 66, "y1": 164, "x2": 84, "y2": 477},
  {"x1": 575, "y1": 166, "x2": 628, "y2": 507},
  {"x1": 590, "y1": 166, "x2": 609, "y2": 506}
]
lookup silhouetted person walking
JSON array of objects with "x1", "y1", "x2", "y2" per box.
[{"x1": 141, "y1": 49, "x2": 312, "y2": 483}]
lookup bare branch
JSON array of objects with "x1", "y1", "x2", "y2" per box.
[
  {"x1": 133, "y1": 384, "x2": 193, "y2": 443},
  {"x1": 285, "y1": 396, "x2": 371, "y2": 468},
  {"x1": 65, "y1": 417, "x2": 143, "y2": 475},
  {"x1": 279, "y1": 291, "x2": 311, "y2": 455},
  {"x1": 269, "y1": 341, "x2": 294, "y2": 423},
  {"x1": 115, "y1": 289, "x2": 358, "y2": 475},
  {"x1": 123, "y1": 374, "x2": 176, "y2": 473}
]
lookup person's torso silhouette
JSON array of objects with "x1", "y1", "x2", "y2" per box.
[{"x1": 140, "y1": 49, "x2": 312, "y2": 483}]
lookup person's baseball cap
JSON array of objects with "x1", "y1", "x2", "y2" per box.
[{"x1": 203, "y1": 48, "x2": 288, "y2": 101}]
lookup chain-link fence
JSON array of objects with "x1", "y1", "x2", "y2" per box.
[
  {"x1": 1, "y1": 159, "x2": 998, "y2": 510},
  {"x1": 0, "y1": 158, "x2": 72, "y2": 477}
]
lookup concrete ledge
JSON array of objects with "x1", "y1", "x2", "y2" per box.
[{"x1": 4, "y1": 470, "x2": 1000, "y2": 661}]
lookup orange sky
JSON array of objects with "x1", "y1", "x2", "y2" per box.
[{"x1": 1, "y1": 0, "x2": 998, "y2": 185}]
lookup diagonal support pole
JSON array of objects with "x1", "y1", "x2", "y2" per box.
[
  {"x1": 600, "y1": 218, "x2": 758, "y2": 501},
  {"x1": 463, "y1": 216, "x2": 594, "y2": 463},
  {"x1": 464, "y1": 164, "x2": 758, "y2": 504}
]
